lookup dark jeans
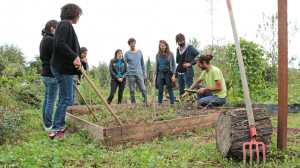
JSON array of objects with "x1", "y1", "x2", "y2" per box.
[
  {"x1": 41, "y1": 76, "x2": 59, "y2": 128},
  {"x1": 177, "y1": 73, "x2": 194, "y2": 96},
  {"x1": 128, "y1": 75, "x2": 147, "y2": 104},
  {"x1": 50, "y1": 66, "x2": 74, "y2": 132},
  {"x1": 196, "y1": 85, "x2": 227, "y2": 106},
  {"x1": 107, "y1": 79, "x2": 126, "y2": 104},
  {"x1": 157, "y1": 71, "x2": 175, "y2": 104}
]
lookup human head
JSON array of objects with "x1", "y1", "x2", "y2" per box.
[
  {"x1": 60, "y1": 3, "x2": 82, "y2": 23},
  {"x1": 158, "y1": 40, "x2": 170, "y2": 60},
  {"x1": 113, "y1": 49, "x2": 125, "y2": 62},
  {"x1": 175, "y1": 33, "x2": 185, "y2": 47},
  {"x1": 195, "y1": 53, "x2": 214, "y2": 71},
  {"x1": 127, "y1": 38, "x2": 136, "y2": 50},
  {"x1": 41, "y1": 20, "x2": 58, "y2": 36},
  {"x1": 80, "y1": 47, "x2": 88, "y2": 59}
]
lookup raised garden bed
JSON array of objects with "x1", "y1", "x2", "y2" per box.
[{"x1": 66, "y1": 103, "x2": 232, "y2": 145}]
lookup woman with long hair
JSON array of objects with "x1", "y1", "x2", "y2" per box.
[
  {"x1": 40, "y1": 20, "x2": 58, "y2": 131},
  {"x1": 154, "y1": 40, "x2": 176, "y2": 104},
  {"x1": 107, "y1": 49, "x2": 128, "y2": 104}
]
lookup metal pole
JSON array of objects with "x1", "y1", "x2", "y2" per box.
[{"x1": 277, "y1": 0, "x2": 288, "y2": 150}]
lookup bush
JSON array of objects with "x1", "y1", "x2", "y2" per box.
[{"x1": 0, "y1": 106, "x2": 25, "y2": 145}]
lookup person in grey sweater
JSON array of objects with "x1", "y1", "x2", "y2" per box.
[{"x1": 124, "y1": 38, "x2": 147, "y2": 104}]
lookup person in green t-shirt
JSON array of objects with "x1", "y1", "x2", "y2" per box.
[{"x1": 180, "y1": 53, "x2": 227, "y2": 106}]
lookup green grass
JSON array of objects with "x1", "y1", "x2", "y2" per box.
[{"x1": 0, "y1": 109, "x2": 299, "y2": 167}]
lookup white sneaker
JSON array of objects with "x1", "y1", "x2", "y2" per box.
[{"x1": 44, "y1": 125, "x2": 52, "y2": 132}]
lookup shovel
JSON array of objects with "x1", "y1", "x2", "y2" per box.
[
  {"x1": 226, "y1": 0, "x2": 265, "y2": 165},
  {"x1": 80, "y1": 68, "x2": 124, "y2": 126}
]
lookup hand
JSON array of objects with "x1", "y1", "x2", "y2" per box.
[
  {"x1": 118, "y1": 78, "x2": 123, "y2": 82},
  {"x1": 196, "y1": 88, "x2": 206, "y2": 95},
  {"x1": 73, "y1": 56, "x2": 82, "y2": 70},
  {"x1": 82, "y1": 58, "x2": 88, "y2": 63},
  {"x1": 183, "y1": 62, "x2": 192, "y2": 68},
  {"x1": 180, "y1": 92, "x2": 189, "y2": 99},
  {"x1": 171, "y1": 76, "x2": 175, "y2": 82},
  {"x1": 144, "y1": 73, "x2": 147, "y2": 79}
]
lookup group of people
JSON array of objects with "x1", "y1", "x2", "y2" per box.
[{"x1": 40, "y1": 3, "x2": 227, "y2": 140}]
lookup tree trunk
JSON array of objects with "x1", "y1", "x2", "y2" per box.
[{"x1": 216, "y1": 108, "x2": 272, "y2": 158}]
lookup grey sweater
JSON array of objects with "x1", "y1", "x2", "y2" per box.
[
  {"x1": 154, "y1": 52, "x2": 176, "y2": 74},
  {"x1": 124, "y1": 49, "x2": 146, "y2": 76}
]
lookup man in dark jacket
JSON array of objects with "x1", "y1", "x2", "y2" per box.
[{"x1": 175, "y1": 33, "x2": 200, "y2": 96}]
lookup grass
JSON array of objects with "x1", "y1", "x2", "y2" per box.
[{"x1": 0, "y1": 109, "x2": 299, "y2": 167}]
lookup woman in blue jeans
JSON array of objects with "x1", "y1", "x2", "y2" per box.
[
  {"x1": 154, "y1": 40, "x2": 176, "y2": 104},
  {"x1": 107, "y1": 49, "x2": 128, "y2": 104},
  {"x1": 39, "y1": 20, "x2": 58, "y2": 131},
  {"x1": 49, "y1": 3, "x2": 83, "y2": 140}
]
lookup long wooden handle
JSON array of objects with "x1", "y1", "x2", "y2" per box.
[
  {"x1": 80, "y1": 68, "x2": 124, "y2": 126},
  {"x1": 73, "y1": 83, "x2": 98, "y2": 121},
  {"x1": 226, "y1": 0, "x2": 254, "y2": 126}
]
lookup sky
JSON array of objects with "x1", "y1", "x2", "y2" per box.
[{"x1": 0, "y1": 0, "x2": 299, "y2": 68}]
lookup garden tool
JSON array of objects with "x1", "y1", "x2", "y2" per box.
[
  {"x1": 80, "y1": 68, "x2": 124, "y2": 126},
  {"x1": 226, "y1": 0, "x2": 266, "y2": 166},
  {"x1": 73, "y1": 83, "x2": 99, "y2": 122}
]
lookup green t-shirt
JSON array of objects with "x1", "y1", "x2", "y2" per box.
[{"x1": 199, "y1": 66, "x2": 227, "y2": 98}]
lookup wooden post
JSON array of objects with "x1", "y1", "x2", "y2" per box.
[{"x1": 277, "y1": 0, "x2": 288, "y2": 150}]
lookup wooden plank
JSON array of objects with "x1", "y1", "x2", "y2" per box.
[{"x1": 66, "y1": 113, "x2": 104, "y2": 140}]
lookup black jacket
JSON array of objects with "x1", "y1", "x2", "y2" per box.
[
  {"x1": 40, "y1": 33, "x2": 54, "y2": 77},
  {"x1": 51, "y1": 20, "x2": 81, "y2": 75},
  {"x1": 109, "y1": 59, "x2": 128, "y2": 80}
]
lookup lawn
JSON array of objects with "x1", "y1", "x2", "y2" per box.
[{"x1": 0, "y1": 109, "x2": 299, "y2": 167}]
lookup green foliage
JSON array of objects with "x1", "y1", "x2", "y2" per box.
[
  {"x1": 0, "y1": 44, "x2": 26, "y2": 66},
  {"x1": 225, "y1": 38, "x2": 268, "y2": 102},
  {"x1": 0, "y1": 106, "x2": 26, "y2": 145},
  {"x1": 27, "y1": 55, "x2": 42, "y2": 75}
]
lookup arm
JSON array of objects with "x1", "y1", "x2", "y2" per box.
[
  {"x1": 196, "y1": 80, "x2": 222, "y2": 94},
  {"x1": 140, "y1": 51, "x2": 147, "y2": 79},
  {"x1": 109, "y1": 60, "x2": 118, "y2": 80},
  {"x1": 55, "y1": 21, "x2": 78, "y2": 61},
  {"x1": 122, "y1": 61, "x2": 128, "y2": 79}
]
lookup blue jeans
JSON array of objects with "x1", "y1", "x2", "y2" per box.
[
  {"x1": 128, "y1": 75, "x2": 147, "y2": 104},
  {"x1": 196, "y1": 85, "x2": 227, "y2": 106},
  {"x1": 157, "y1": 71, "x2": 175, "y2": 104},
  {"x1": 51, "y1": 66, "x2": 74, "y2": 131},
  {"x1": 41, "y1": 76, "x2": 59, "y2": 128},
  {"x1": 177, "y1": 73, "x2": 194, "y2": 96}
]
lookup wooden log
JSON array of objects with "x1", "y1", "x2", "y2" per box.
[{"x1": 216, "y1": 108, "x2": 272, "y2": 158}]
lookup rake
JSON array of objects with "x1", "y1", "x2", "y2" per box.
[{"x1": 226, "y1": 0, "x2": 266, "y2": 166}]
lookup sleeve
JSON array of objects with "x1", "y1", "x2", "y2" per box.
[
  {"x1": 170, "y1": 52, "x2": 176, "y2": 74},
  {"x1": 154, "y1": 54, "x2": 158, "y2": 74},
  {"x1": 109, "y1": 60, "x2": 118, "y2": 80},
  {"x1": 212, "y1": 69, "x2": 222, "y2": 81},
  {"x1": 140, "y1": 51, "x2": 146, "y2": 74},
  {"x1": 55, "y1": 21, "x2": 78, "y2": 61},
  {"x1": 190, "y1": 45, "x2": 200, "y2": 65},
  {"x1": 81, "y1": 60, "x2": 87, "y2": 70},
  {"x1": 176, "y1": 48, "x2": 179, "y2": 63}
]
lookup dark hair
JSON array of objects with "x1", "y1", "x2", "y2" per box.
[
  {"x1": 175, "y1": 33, "x2": 185, "y2": 43},
  {"x1": 158, "y1": 40, "x2": 170, "y2": 60},
  {"x1": 113, "y1": 49, "x2": 126, "y2": 62},
  {"x1": 80, "y1": 47, "x2": 88, "y2": 54},
  {"x1": 41, "y1": 20, "x2": 58, "y2": 36},
  {"x1": 127, "y1": 38, "x2": 136, "y2": 45},
  {"x1": 60, "y1": 3, "x2": 82, "y2": 20},
  {"x1": 196, "y1": 53, "x2": 214, "y2": 64}
]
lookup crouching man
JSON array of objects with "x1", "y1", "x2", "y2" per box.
[{"x1": 180, "y1": 53, "x2": 227, "y2": 106}]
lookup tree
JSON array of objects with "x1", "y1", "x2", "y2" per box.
[
  {"x1": 27, "y1": 55, "x2": 42, "y2": 74},
  {"x1": 0, "y1": 44, "x2": 26, "y2": 65}
]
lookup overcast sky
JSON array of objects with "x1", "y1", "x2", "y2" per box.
[{"x1": 0, "y1": 0, "x2": 299, "y2": 68}]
